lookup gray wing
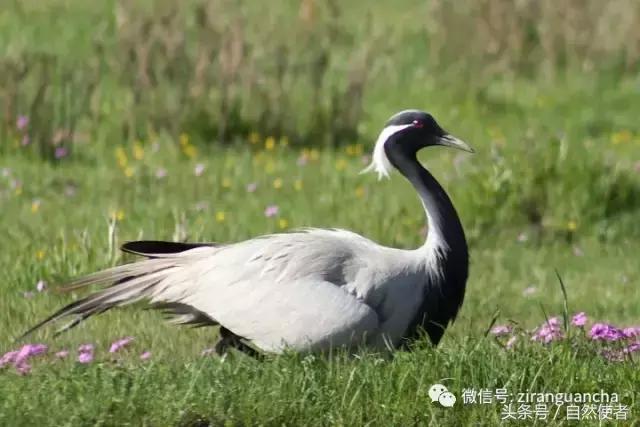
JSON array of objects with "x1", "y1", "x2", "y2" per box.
[{"x1": 22, "y1": 229, "x2": 420, "y2": 352}]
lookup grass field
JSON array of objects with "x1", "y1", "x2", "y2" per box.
[{"x1": 2, "y1": 1, "x2": 640, "y2": 426}]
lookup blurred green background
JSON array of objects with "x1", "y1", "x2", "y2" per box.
[
  {"x1": 1, "y1": 1, "x2": 640, "y2": 425},
  {"x1": 2, "y1": 0, "x2": 640, "y2": 240}
]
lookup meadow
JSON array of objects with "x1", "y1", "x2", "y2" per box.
[{"x1": 1, "y1": 1, "x2": 640, "y2": 425}]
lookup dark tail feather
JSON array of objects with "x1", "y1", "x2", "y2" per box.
[{"x1": 121, "y1": 240, "x2": 215, "y2": 257}]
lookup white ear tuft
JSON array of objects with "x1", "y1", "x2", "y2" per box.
[{"x1": 360, "y1": 124, "x2": 412, "y2": 180}]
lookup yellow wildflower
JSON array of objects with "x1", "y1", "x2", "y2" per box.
[
  {"x1": 265, "y1": 136, "x2": 276, "y2": 151},
  {"x1": 222, "y1": 177, "x2": 232, "y2": 189},
  {"x1": 31, "y1": 200, "x2": 40, "y2": 213},
  {"x1": 293, "y1": 179, "x2": 303, "y2": 191},
  {"x1": 354, "y1": 186, "x2": 365, "y2": 198},
  {"x1": 115, "y1": 146, "x2": 128, "y2": 168},
  {"x1": 567, "y1": 220, "x2": 577, "y2": 232},
  {"x1": 335, "y1": 158, "x2": 348, "y2": 171},
  {"x1": 309, "y1": 149, "x2": 320, "y2": 161},
  {"x1": 36, "y1": 250, "x2": 45, "y2": 261},
  {"x1": 133, "y1": 141, "x2": 144, "y2": 160},
  {"x1": 249, "y1": 131, "x2": 260, "y2": 145},
  {"x1": 179, "y1": 133, "x2": 190, "y2": 147},
  {"x1": 183, "y1": 145, "x2": 197, "y2": 159},
  {"x1": 345, "y1": 144, "x2": 360, "y2": 156},
  {"x1": 115, "y1": 146, "x2": 127, "y2": 158},
  {"x1": 611, "y1": 130, "x2": 632, "y2": 145},
  {"x1": 273, "y1": 178, "x2": 283, "y2": 190},
  {"x1": 124, "y1": 166, "x2": 134, "y2": 178},
  {"x1": 216, "y1": 211, "x2": 226, "y2": 222},
  {"x1": 110, "y1": 209, "x2": 125, "y2": 221},
  {"x1": 15, "y1": 187, "x2": 22, "y2": 196},
  {"x1": 278, "y1": 218, "x2": 289, "y2": 229}
]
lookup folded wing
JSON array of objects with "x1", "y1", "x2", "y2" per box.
[{"x1": 20, "y1": 230, "x2": 384, "y2": 353}]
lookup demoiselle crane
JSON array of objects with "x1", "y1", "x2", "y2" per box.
[{"x1": 21, "y1": 110, "x2": 473, "y2": 356}]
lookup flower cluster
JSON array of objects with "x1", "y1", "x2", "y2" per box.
[
  {"x1": 0, "y1": 343, "x2": 47, "y2": 375},
  {"x1": 531, "y1": 316, "x2": 564, "y2": 343},
  {"x1": 0, "y1": 337, "x2": 152, "y2": 375},
  {"x1": 491, "y1": 311, "x2": 640, "y2": 362}
]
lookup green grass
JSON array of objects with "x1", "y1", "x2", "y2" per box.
[
  {"x1": 2, "y1": 1, "x2": 640, "y2": 425},
  {"x1": 1, "y1": 96, "x2": 640, "y2": 425}
]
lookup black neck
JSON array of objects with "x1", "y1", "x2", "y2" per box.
[
  {"x1": 395, "y1": 153, "x2": 467, "y2": 256},
  {"x1": 389, "y1": 150, "x2": 470, "y2": 346}
]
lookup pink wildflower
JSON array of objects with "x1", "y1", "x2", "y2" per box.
[
  {"x1": 55, "y1": 350, "x2": 69, "y2": 358},
  {"x1": 246, "y1": 182, "x2": 257, "y2": 192},
  {"x1": 589, "y1": 323, "x2": 626, "y2": 341},
  {"x1": 531, "y1": 316, "x2": 564, "y2": 343},
  {"x1": 77, "y1": 343, "x2": 95, "y2": 364},
  {"x1": 194, "y1": 163, "x2": 205, "y2": 176},
  {"x1": 571, "y1": 312, "x2": 587, "y2": 327},
  {"x1": 506, "y1": 336, "x2": 518, "y2": 349},
  {"x1": 624, "y1": 342, "x2": 640, "y2": 354},
  {"x1": 16, "y1": 115, "x2": 29, "y2": 130},
  {"x1": 264, "y1": 205, "x2": 279, "y2": 218},
  {"x1": 109, "y1": 337, "x2": 134, "y2": 353},
  {"x1": 490, "y1": 325, "x2": 511, "y2": 336},
  {"x1": 155, "y1": 168, "x2": 168, "y2": 179},
  {"x1": 78, "y1": 344, "x2": 94, "y2": 353},
  {"x1": 623, "y1": 327, "x2": 640, "y2": 339},
  {"x1": 0, "y1": 351, "x2": 18, "y2": 368},
  {"x1": 603, "y1": 342, "x2": 640, "y2": 363},
  {"x1": 36, "y1": 280, "x2": 47, "y2": 292},
  {"x1": 15, "y1": 344, "x2": 48, "y2": 365},
  {"x1": 140, "y1": 351, "x2": 152, "y2": 360},
  {"x1": 78, "y1": 352, "x2": 94, "y2": 364},
  {"x1": 54, "y1": 147, "x2": 68, "y2": 159}
]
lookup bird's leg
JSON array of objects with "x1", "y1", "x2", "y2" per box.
[
  {"x1": 231, "y1": 338, "x2": 263, "y2": 360},
  {"x1": 213, "y1": 326, "x2": 234, "y2": 355},
  {"x1": 214, "y1": 326, "x2": 263, "y2": 360}
]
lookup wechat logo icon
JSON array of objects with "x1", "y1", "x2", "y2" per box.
[{"x1": 429, "y1": 384, "x2": 456, "y2": 408}]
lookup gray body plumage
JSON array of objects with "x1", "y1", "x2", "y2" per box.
[{"x1": 20, "y1": 110, "x2": 472, "y2": 355}]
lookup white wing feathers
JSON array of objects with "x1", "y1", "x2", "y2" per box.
[{"x1": 22, "y1": 229, "x2": 425, "y2": 353}]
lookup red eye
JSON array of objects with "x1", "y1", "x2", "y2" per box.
[{"x1": 412, "y1": 120, "x2": 424, "y2": 128}]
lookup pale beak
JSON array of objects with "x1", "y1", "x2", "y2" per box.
[{"x1": 438, "y1": 134, "x2": 474, "y2": 153}]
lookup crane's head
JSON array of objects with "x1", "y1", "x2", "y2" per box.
[{"x1": 362, "y1": 109, "x2": 473, "y2": 179}]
